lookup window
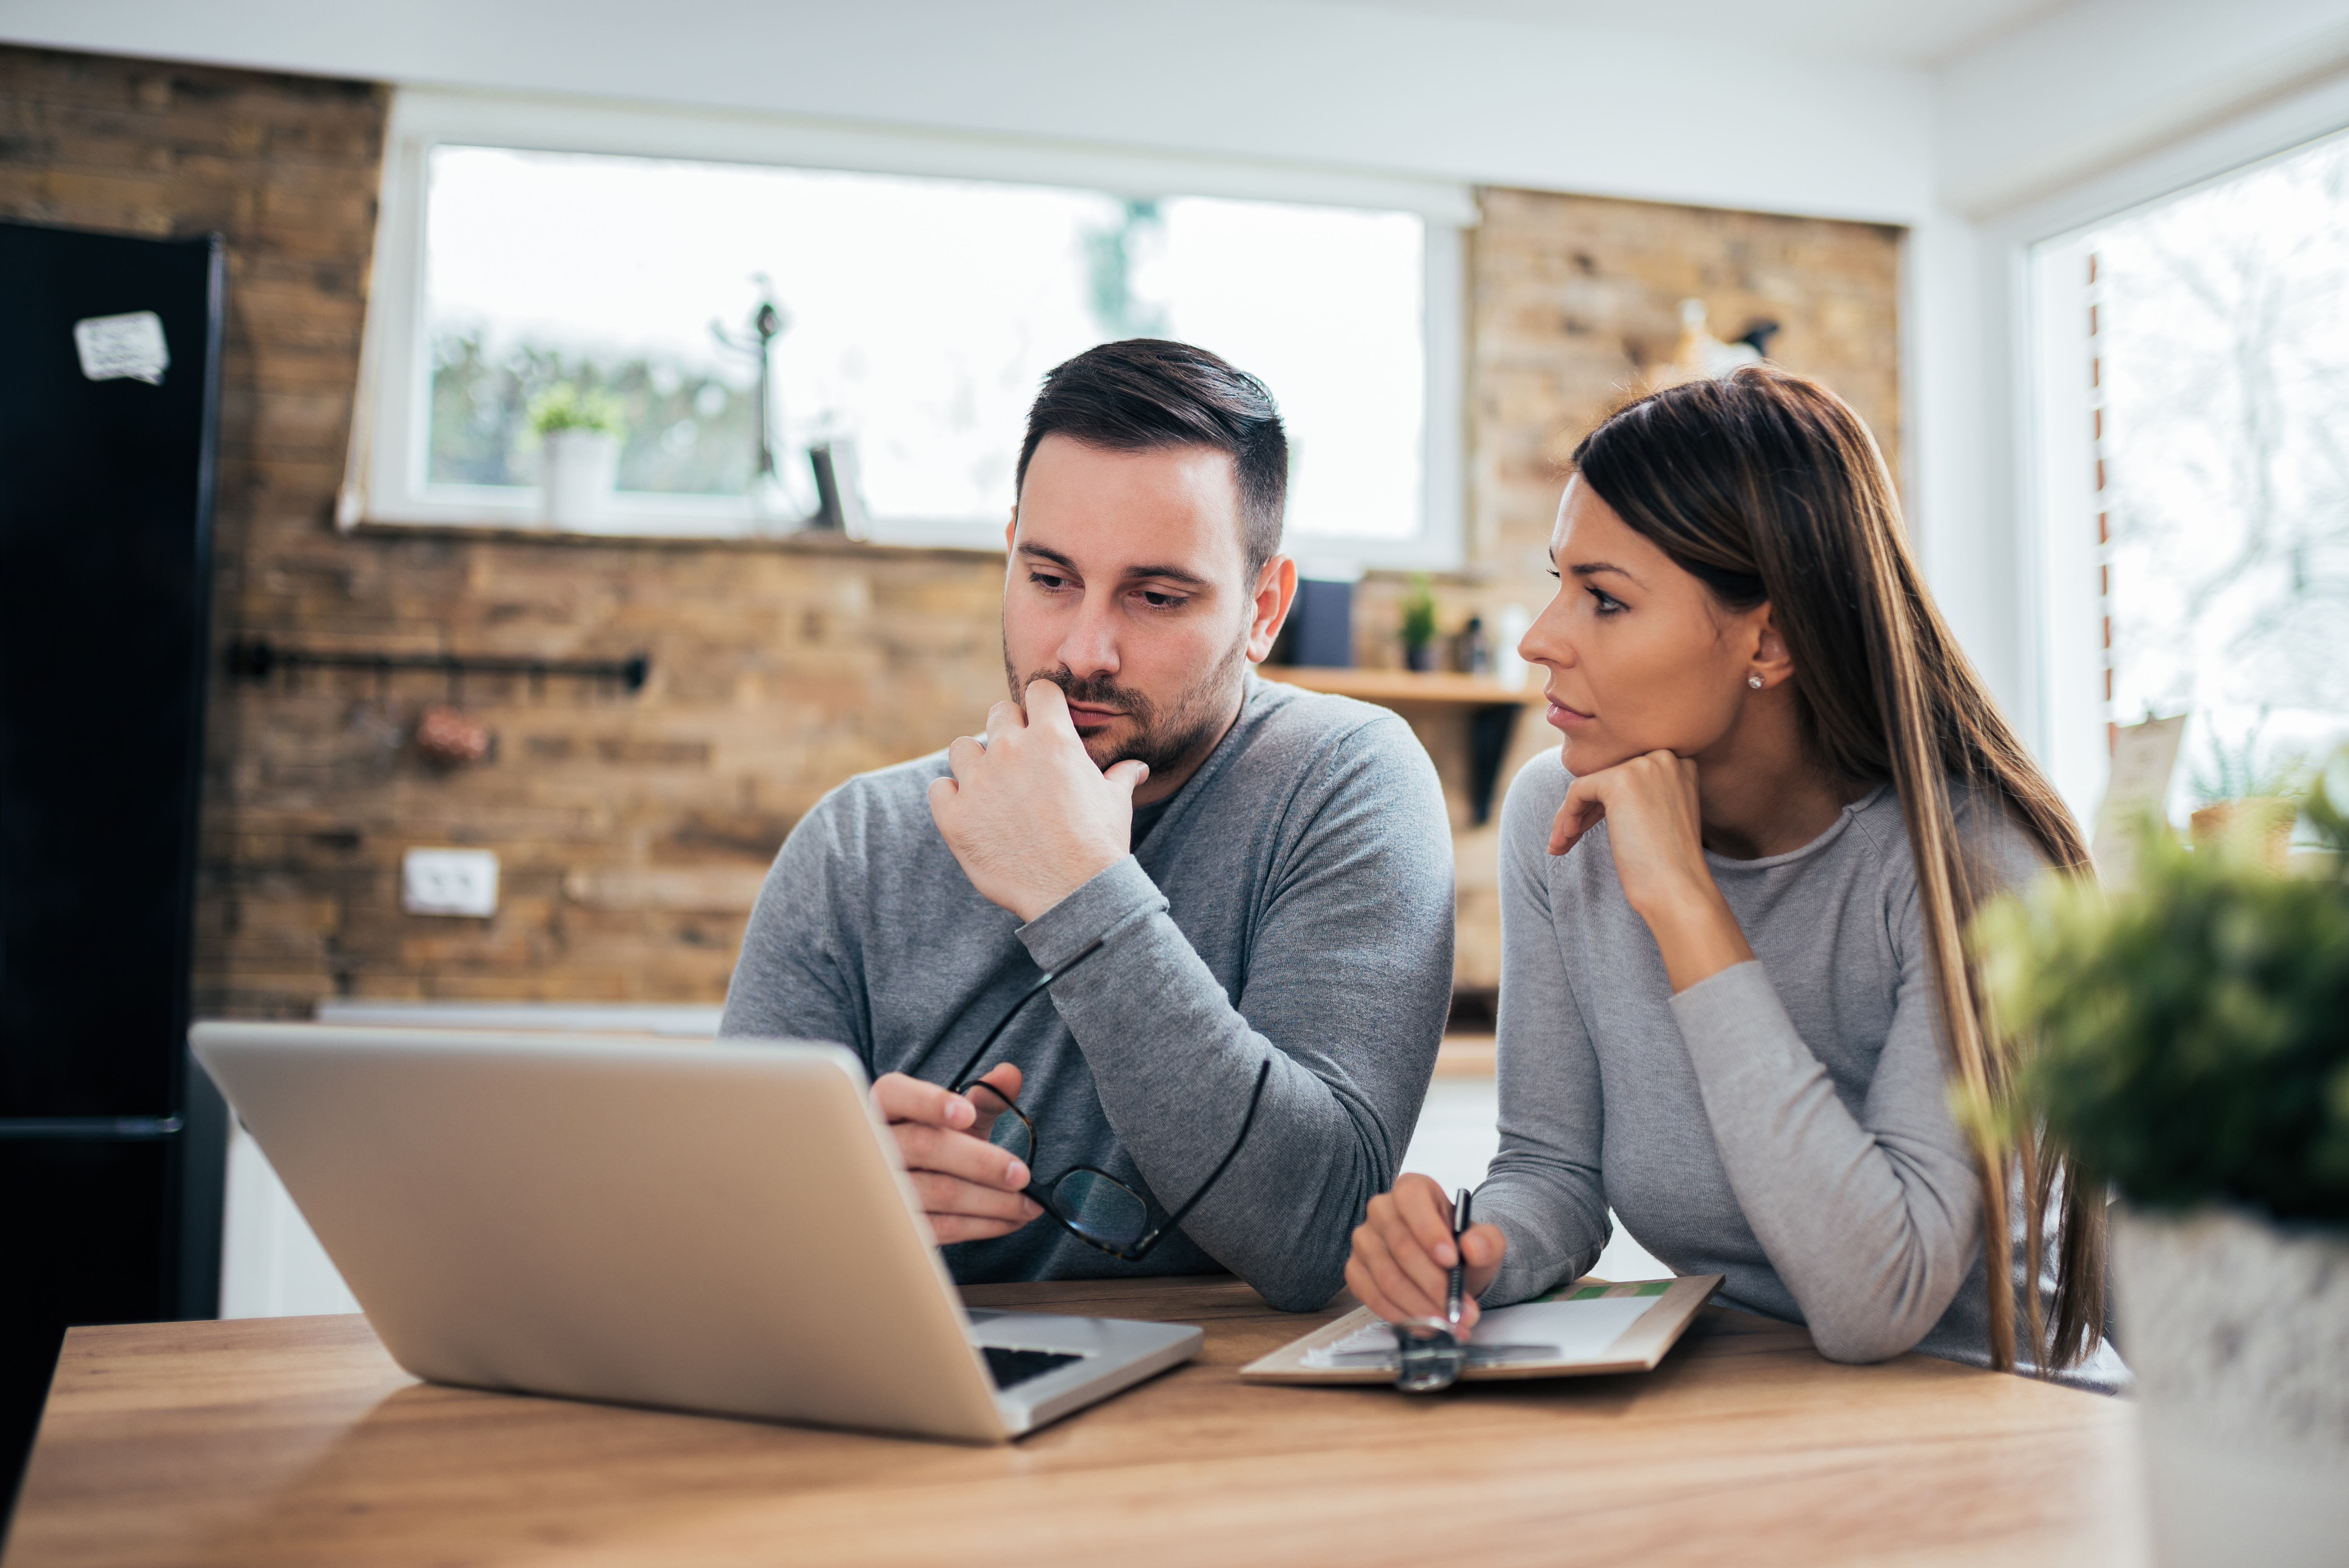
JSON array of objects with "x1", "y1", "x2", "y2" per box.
[
  {"x1": 2030, "y1": 130, "x2": 2349, "y2": 820},
  {"x1": 347, "y1": 91, "x2": 1472, "y2": 564}
]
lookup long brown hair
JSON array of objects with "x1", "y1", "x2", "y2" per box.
[{"x1": 1570, "y1": 365, "x2": 2105, "y2": 1372}]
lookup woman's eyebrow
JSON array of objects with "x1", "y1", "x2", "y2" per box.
[{"x1": 1566, "y1": 560, "x2": 1638, "y2": 582}]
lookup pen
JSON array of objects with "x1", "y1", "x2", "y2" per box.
[{"x1": 1445, "y1": 1187, "x2": 1472, "y2": 1326}]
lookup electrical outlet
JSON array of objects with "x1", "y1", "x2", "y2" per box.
[{"x1": 402, "y1": 848, "x2": 499, "y2": 917}]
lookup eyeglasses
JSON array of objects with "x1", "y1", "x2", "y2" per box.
[{"x1": 933, "y1": 939, "x2": 1270, "y2": 1262}]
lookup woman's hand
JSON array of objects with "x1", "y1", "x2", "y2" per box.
[
  {"x1": 1345, "y1": 1174, "x2": 1508, "y2": 1332},
  {"x1": 1548, "y1": 750, "x2": 1755, "y2": 992}
]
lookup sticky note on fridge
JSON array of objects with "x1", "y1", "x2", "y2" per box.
[{"x1": 73, "y1": 310, "x2": 170, "y2": 385}]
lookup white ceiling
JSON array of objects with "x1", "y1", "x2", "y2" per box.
[{"x1": 1325, "y1": 0, "x2": 2083, "y2": 66}]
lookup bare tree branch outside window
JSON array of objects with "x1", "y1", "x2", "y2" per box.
[{"x1": 2094, "y1": 133, "x2": 2349, "y2": 798}]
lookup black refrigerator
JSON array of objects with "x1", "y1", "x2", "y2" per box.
[{"x1": 0, "y1": 220, "x2": 227, "y2": 1504}]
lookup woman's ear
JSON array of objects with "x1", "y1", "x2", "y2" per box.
[{"x1": 1749, "y1": 604, "x2": 1795, "y2": 690}]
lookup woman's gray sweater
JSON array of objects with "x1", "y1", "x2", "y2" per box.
[{"x1": 1476, "y1": 750, "x2": 2123, "y2": 1389}]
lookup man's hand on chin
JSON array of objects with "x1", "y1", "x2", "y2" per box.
[{"x1": 928, "y1": 681, "x2": 1148, "y2": 923}]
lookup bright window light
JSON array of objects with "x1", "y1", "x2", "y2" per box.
[
  {"x1": 421, "y1": 146, "x2": 1427, "y2": 542},
  {"x1": 2039, "y1": 131, "x2": 2349, "y2": 814}
]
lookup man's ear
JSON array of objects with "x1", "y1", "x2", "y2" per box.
[{"x1": 1246, "y1": 554, "x2": 1299, "y2": 663}]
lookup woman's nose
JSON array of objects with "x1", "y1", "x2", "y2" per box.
[{"x1": 1520, "y1": 603, "x2": 1574, "y2": 668}]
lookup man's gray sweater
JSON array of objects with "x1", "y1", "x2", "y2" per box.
[{"x1": 719, "y1": 673, "x2": 1455, "y2": 1311}]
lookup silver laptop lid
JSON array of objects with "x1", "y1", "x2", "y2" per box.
[{"x1": 190, "y1": 1022, "x2": 1012, "y2": 1443}]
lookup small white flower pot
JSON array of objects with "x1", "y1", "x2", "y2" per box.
[
  {"x1": 540, "y1": 429, "x2": 618, "y2": 529},
  {"x1": 2110, "y1": 1205, "x2": 2349, "y2": 1566}
]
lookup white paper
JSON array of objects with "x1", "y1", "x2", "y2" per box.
[
  {"x1": 1307, "y1": 1294, "x2": 1656, "y2": 1365},
  {"x1": 73, "y1": 310, "x2": 170, "y2": 385}
]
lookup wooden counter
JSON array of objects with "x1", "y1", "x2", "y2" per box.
[{"x1": 3, "y1": 1277, "x2": 2146, "y2": 1567}]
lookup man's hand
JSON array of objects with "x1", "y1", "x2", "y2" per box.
[
  {"x1": 872, "y1": 1063, "x2": 1044, "y2": 1245},
  {"x1": 928, "y1": 681, "x2": 1148, "y2": 923}
]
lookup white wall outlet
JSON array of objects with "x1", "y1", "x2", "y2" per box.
[{"x1": 402, "y1": 847, "x2": 499, "y2": 917}]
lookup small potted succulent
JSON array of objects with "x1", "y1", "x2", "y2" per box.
[
  {"x1": 1968, "y1": 754, "x2": 2349, "y2": 1566},
  {"x1": 1400, "y1": 574, "x2": 1440, "y2": 673},
  {"x1": 529, "y1": 383, "x2": 625, "y2": 528}
]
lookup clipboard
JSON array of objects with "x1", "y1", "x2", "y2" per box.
[{"x1": 1239, "y1": 1275, "x2": 1723, "y2": 1384}]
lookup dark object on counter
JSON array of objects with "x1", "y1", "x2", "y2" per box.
[
  {"x1": 804, "y1": 440, "x2": 869, "y2": 538},
  {"x1": 1276, "y1": 579, "x2": 1354, "y2": 668},
  {"x1": 1468, "y1": 704, "x2": 1520, "y2": 827},
  {"x1": 1734, "y1": 320, "x2": 1781, "y2": 359},
  {"x1": 1404, "y1": 644, "x2": 1438, "y2": 673},
  {"x1": 1459, "y1": 615, "x2": 1493, "y2": 677},
  {"x1": 0, "y1": 219, "x2": 227, "y2": 1503}
]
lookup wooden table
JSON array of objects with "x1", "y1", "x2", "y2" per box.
[{"x1": 3, "y1": 1278, "x2": 2146, "y2": 1567}]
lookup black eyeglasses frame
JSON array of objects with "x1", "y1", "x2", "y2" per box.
[{"x1": 932, "y1": 939, "x2": 1271, "y2": 1263}]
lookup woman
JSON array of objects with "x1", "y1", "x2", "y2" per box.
[{"x1": 1347, "y1": 367, "x2": 2111, "y2": 1382}]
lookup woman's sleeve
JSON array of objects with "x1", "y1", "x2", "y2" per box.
[
  {"x1": 1472, "y1": 754, "x2": 1613, "y2": 1306},
  {"x1": 1666, "y1": 828, "x2": 1995, "y2": 1363}
]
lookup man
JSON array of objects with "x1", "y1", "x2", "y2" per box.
[{"x1": 720, "y1": 339, "x2": 1453, "y2": 1310}]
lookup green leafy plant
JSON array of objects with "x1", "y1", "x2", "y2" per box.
[
  {"x1": 1968, "y1": 753, "x2": 2349, "y2": 1226},
  {"x1": 526, "y1": 382, "x2": 626, "y2": 439},
  {"x1": 2188, "y1": 712, "x2": 2308, "y2": 805},
  {"x1": 1400, "y1": 573, "x2": 1439, "y2": 652}
]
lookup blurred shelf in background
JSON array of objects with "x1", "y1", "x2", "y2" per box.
[{"x1": 1261, "y1": 666, "x2": 1544, "y2": 707}]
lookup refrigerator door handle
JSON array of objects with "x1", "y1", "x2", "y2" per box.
[{"x1": 0, "y1": 1116, "x2": 184, "y2": 1140}]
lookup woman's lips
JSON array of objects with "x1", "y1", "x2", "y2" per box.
[{"x1": 1546, "y1": 695, "x2": 1593, "y2": 729}]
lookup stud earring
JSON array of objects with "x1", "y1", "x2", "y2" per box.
[{"x1": 1747, "y1": 674, "x2": 1764, "y2": 690}]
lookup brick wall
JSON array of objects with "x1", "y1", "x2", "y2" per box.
[
  {"x1": 0, "y1": 45, "x2": 1007, "y2": 1014},
  {"x1": 1, "y1": 46, "x2": 1903, "y2": 1010},
  {"x1": 1467, "y1": 187, "x2": 1903, "y2": 586},
  {"x1": 1375, "y1": 189, "x2": 1903, "y2": 987}
]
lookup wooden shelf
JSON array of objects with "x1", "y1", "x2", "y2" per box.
[{"x1": 1259, "y1": 666, "x2": 1544, "y2": 706}]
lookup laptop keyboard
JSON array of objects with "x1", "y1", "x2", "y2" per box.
[{"x1": 982, "y1": 1346, "x2": 1082, "y2": 1390}]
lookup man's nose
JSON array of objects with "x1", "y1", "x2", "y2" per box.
[{"x1": 1055, "y1": 588, "x2": 1122, "y2": 677}]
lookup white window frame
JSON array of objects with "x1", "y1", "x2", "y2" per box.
[
  {"x1": 341, "y1": 86, "x2": 1476, "y2": 566},
  {"x1": 1984, "y1": 73, "x2": 2349, "y2": 828}
]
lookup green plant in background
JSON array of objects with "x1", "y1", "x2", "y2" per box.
[
  {"x1": 1400, "y1": 573, "x2": 1440, "y2": 652},
  {"x1": 526, "y1": 382, "x2": 626, "y2": 439},
  {"x1": 2187, "y1": 710, "x2": 2310, "y2": 805},
  {"x1": 430, "y1": 333, "x2": 758, "y2": 495},
  {"x1": 1967, "y1": 751, "x2": 2349, "y2": 1226}
]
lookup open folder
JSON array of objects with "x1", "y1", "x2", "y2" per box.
[{"x1": 1239, "y1": 1275, "x2": 1723, "y2": 1384}]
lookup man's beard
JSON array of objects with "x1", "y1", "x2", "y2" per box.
[{"x1": 1004, "y1": 634, "x2": 1249, "y2": 782}]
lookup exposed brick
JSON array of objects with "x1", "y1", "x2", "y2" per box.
[{"x1": 7, "y1": 46, "x2": 1900, "y2": 1011}]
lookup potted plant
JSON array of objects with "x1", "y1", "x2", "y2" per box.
[
  {"x1": 2187, "y1": 740, "x2": 2306, "y2": 870},
  {"x1": 529, "y1": 383, "x2": 625, "y2": 529},
  {"x1": 1400, "y1": 574, "x2": 1440, "y2": 673},
  {"x1": 1969, "y1": 758, "x2": 2349, "y2": 1566}
]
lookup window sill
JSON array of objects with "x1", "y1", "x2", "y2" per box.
[{"x1": 344, "y1": 516, "x2": 1006, "y2": 560}]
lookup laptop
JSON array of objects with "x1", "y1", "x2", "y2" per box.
[{"x1": 189, "y1": 1022, "x2": 1202, "y2": 1443}]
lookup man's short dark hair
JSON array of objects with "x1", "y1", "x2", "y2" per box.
[{"x1": 1015, "y1": 339, "x2": 1287, "y2": 582}]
